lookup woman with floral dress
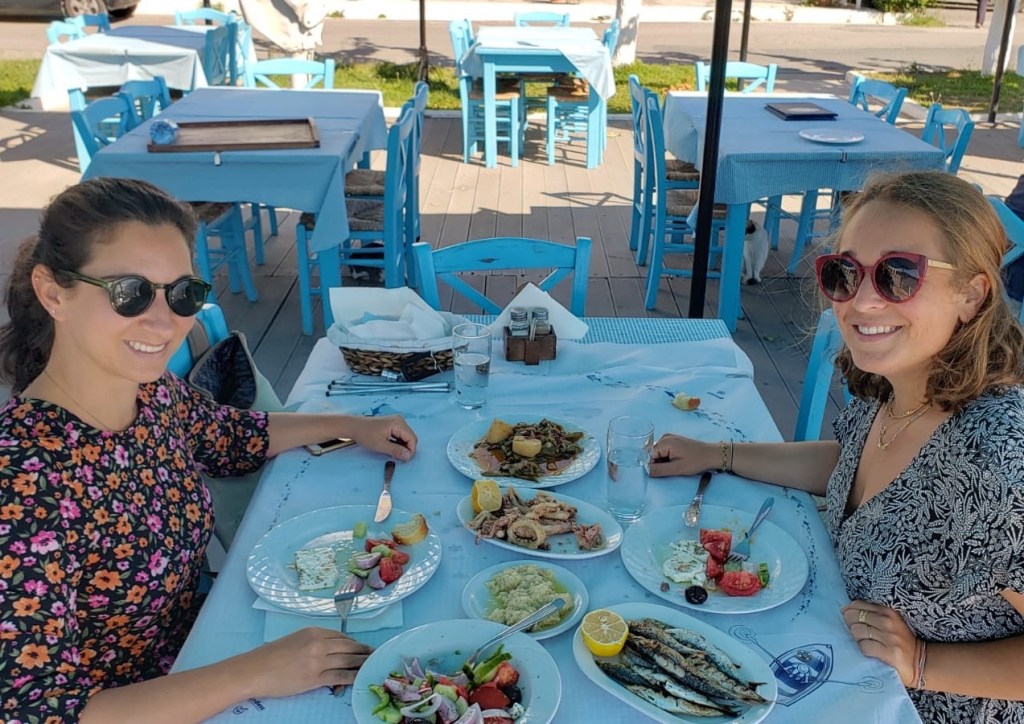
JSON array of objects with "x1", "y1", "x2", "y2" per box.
[
  {"x1": 648, "y1": 171, "x2": 1024, "y2": 722},
  {"x1": 0, "y1": 178, "x2": 419, "y2": 723}
]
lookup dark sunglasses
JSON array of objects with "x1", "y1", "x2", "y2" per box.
[
  {"x1": 60, "y1": 270, "x2": 211, "y2": 318},
  {"x1": 815, "y1": 252, "x2": 955, "y2": 304}
]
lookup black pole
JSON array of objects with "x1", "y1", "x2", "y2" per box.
[
  {"x1": 739, "y1": 0, "x2": 752, "y2": 61},
  {"x1": 417, "y1": 0, "x2": 429, "y2": 81},
  {"x1": 988, "y1": 0, "x2": 1018, "y2": 122},
  {"x1": 689, "y1": 0, "x2": 733, "y2": 319}
]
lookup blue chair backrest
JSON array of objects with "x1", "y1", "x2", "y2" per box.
[
  {"x1": 645, "y1": 90, "x2": 669, "y2": 188},
  {"x1": 628, "y1": 74, "x2": 650, "y2": 169},
  {"x1": 603, "y1": 18, "x2": 620, "y2": 55},
  {"x1": 70, "y1": 95, "x2": 136, "y2": 173},
  {"x1": 412, "y1": 237, "x2": 591, "y2": 316},
  {"x1": 70, "y1": 13, "x2": 111, "y2": 31},
  {"x1": 988, "y1": 195, "x2": 1024, "y2": 268},
  {"x1": 794, "y1": 308, "x2": 846, "y2": 441},
  {"x1": 696, "y1": 61, "x2": 777, "y2": 93},
  {"x1": 848, "y1": 76, "x2": 907, "y2": 125},
  {"x1": 46, "y1": 20, "x2": 85, "y2": 44},
  {"x1": 449, "y1": 19, "x2": 473, "y2": 74},
  {"x1": 922, "y1": 102, "x2": 974, "y2": 175},
  {"x1": 243, "y1": 57, "x2": 335, "y2": 89},
  {"x1": 514, "y1": 11, "x2": 570, "y2": 26},
  {"x1": 175, "y1": 8, "x2": 235, "y2": 25},
  {"x1": 167, "y1": 303, "x2": 231, "y2": 377},
  {"x1": 117, "y1": 76, "x2": 172, "y2": 124}
]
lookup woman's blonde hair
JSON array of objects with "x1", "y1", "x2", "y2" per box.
[{"x1": 832, "y1": 170, "x2": 1024, "y2": 412}]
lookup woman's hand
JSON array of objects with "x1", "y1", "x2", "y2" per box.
[
  {"x1": 841, "y1": 601, "x2": 919, "y2": 686},
  {"x1": 348, "y1": 414, "x2": 418, "y2": 461},
  {"x1": 649, "y1": 434, "x2": 714, "y2": 478}
]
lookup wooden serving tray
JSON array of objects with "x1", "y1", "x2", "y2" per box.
[{"x1": 147, "y1": 118, "x2": 320, "y2": 153}]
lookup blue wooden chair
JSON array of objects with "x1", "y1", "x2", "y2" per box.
[
  {"x1": 987, "y1": 196, "x2": 1024, "y2": 321},
  {"x1": 411, "y1": 237, "x2": 591, "y2": 316},
  {"x1": 117, "y1": 76, "x2": 172, "y2": 124},
  {"x1": 848, "y1": 76, "x2": 907, "y2": 124},
  {"x1": 243, "y1": 57, "x2": 335, "y2": 89},
  {"x1": 192, "y1": 202, "x2": 259, "y2": 303},
  {"x1": 70, "y1": 95, "x2": 136, "y2": 172},
  {"x1": 175, "y1": 8, "x2": 251, "y2": 81},
  {"x1": 449, "y1": 19, "x2": 522, "y2": 166},
  {"x1": 695, "y1": 61, "x2": 777, "y2": 93},
  {"x1": 294, "y1": 105, "x2": 417, "y2": 334},
  {"x1": 175, "y1": 8, "x2": 236, "y2": 25},
  {"x1": 794, "y1": 309, "x2": 847, "y2": 441},
  {"x1": 70, "y1": 13, "x2": 111, "y2": 32},
  {"x1": 513, "y1": 11, "x2": 570, "y2": 26},
  {"x1": 46, "y1": 20, "x2": 85, "y2": 44},
  {"x1": 167, "y1": 303, "x2": 232, "y2": 377},
  {"x1": 922, "y1": 102, "x2": 974, "y2": 175}
]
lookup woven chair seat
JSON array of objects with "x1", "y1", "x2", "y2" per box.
[
  {"x1": 469, "y1": 78, "x2": 522, "y2": 101},
  {"x1": 346, "y1": 199, "x2": 386, "y2": 232},
  {"x1": 547, "y1": 85, "x2": 589, "y2": 101},
  {"x1": 345, "y1": 168, "x2": 386, "y2": 196},
  {"x1": 665, "y1": 189, "x2": 727, "y2": 219},
  {"x1": 666, "y1": 158, "x2": 700, "y2": 182}
]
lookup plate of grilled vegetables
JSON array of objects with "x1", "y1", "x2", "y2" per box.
[{"x1": 573, "y1": 602, "x2": 777, "y2": 723}]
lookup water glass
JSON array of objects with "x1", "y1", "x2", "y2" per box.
[
  {"x1": 452, "y1": 323, "x2": 491, "y2": 409},
  {"x1": 606, "y1": 416, "x2": 654, "y2": 523}
]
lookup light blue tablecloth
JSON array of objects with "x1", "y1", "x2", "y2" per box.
[
  {"x1": 172, "y1": 318, "x2": 920, "y2": 724},
  {"x1": 83, "y1": 87, "x2": 388, "y2": 253},
  {"x1": 31, "y1": 25, "x2": 230, "y2": 110}
]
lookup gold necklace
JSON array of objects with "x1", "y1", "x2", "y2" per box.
[
  {"x1": 43, "y1": 368, "x2": 123, "y2": 431},
  {"x1": 877, "y1": 398, "x2": 930, "y2": 450}
]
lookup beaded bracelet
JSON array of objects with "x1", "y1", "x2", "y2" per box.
[
  {"x1": 730, "y1": 440, "x2": 736, "y2": 472},
  {"x1": 720, "y1": 440, "x2": 730, "y2": 472},
  {"x1": 914, "y1": 640, "x2": 928, "y2": 690}
]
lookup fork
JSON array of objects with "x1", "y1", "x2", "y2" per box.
[
  {"x1": 464, "y1": 598, "x2": 566, "y2": 669},
  {"x1": 333, "y1": 574, "x2": 361, "y2": 634},
  {"x1": 684, "y1": 470, "x2": 714, "y2": 527},
  {"x1": 729, "y1": 496, "x2": 774, "y2": 562}
]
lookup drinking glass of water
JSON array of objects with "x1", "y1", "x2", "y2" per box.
[
  {"x1": 606, "y1": 416, "x2": 654, "y2": 523},
  {"x1": 452, "y1": 323, "x2": 491, "y2": 409}
]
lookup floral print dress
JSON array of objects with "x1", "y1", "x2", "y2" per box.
[
  {"x1": 824, "y1": 389, "x2": 1024, "y2": 723},
  {"x1": 0, "y1": 374, "x2": 269, "y2": 723}
]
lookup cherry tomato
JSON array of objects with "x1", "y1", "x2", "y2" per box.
[
  {"x1": 469, "y1": 682, "x2": 510, "y2": 710},
  {"x1": 705, "y1": 555, "x2": 724, "y2": 581},
  {"x1": 718, "y1": 570, "x2": 762, "y2": 597}
]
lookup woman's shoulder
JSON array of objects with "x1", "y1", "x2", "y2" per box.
[{"x1": 955, "y1": 387, "x2": 1024, "y2": 432}]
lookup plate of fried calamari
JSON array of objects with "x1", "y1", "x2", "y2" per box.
[
  {"x1": 457, "y1": 485, "x2": 623, "y2": 560},
  {"x1": 447, "y1": 415, "x2": 600, "y2": 488}
]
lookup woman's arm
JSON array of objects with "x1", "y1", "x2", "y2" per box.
[
  {"x1": 265, "y1": 412, "x2": 418, "y2": 461},
  {"x1": 648, "y1": 435, "x2": 839, "y2": 496},
  {"x1": 81, "y1": 628, "x2": 372, "y2": 724}
]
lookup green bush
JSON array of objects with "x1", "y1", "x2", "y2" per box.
[{"x1": 863, "y1": 0, "x2": 935, "y2": 14}]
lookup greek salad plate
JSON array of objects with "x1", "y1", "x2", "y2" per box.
[
  {"x1": 246, "y1": 505, "x2": 442, "y2": 616},
  {"x1": 620, "y1": 504, "x2": 808, "y2": 614},
  {"x1": 798, "y1": 127, "x2": 865, "y2": 144}
]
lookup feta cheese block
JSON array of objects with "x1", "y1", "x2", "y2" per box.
[{"x1": 294, "y1": 546, "x2": 339, "y2": 591}]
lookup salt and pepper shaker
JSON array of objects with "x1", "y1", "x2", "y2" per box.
[
  {"x1": 532, "y1": 307, "x2": 551, "y2": 335},
  {"x1": 509, "y1": 307, "x2": 530, "y2": 337}
]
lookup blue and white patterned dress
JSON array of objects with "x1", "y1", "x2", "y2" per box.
[{"x1": 824, "y1": 389, "x2": 1024, "y2": 723}]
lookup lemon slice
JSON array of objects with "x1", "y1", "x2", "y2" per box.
[
  {"x1": 471, "y1": 479, "x2": 503, "y2": 514},
  {"x1": 580, "y1": 609, "x2": 628, "y2": 657}
]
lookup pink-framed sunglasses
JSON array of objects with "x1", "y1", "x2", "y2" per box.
[{"x1": 815, "y1": 252, "x2": 955, "y2": 304}]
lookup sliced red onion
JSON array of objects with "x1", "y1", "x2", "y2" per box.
[
  {"x1": 452, "y1": 703, "x2": 483, "y2": 724},
  {"x1": 367, "y1": 567, "x2": 386, "y2": 589},
  {"x1": 344, "y1": 574, "x2": 364, "y2": 594},
  {"x1": 404, "y1": 657, "x2": 425, "y2": 680},
  {"x1": 383, "y1": 677, "x2": 422, "y2": 702},
  {"x1": 353, "y1": 552, "x2": 382, "y2": 570},
  {"x1": 480, "y1": 709, "x2": 514, "y2": 720},
  {"x1": 450, "y1": 672, "x2": 471, "y2": 689},
  {"x1": 399, "y1": 692, "x2": 443, "y2": 719},
  {"x1": 436, "y1": 695, "x2": 460, "y2": 723}
]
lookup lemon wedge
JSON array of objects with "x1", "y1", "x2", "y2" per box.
[
  {"x1": 471, "y1": 479, "x2": 503, "y2": 514},
  {"x1": 580, "y1": 609, "x2": 628, "y2": 657}
]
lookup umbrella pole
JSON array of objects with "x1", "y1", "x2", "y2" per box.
[
  {"x1": 689, "y1": 0, "x2": 733, "y2": 319},
  {"x1": 417, "y1": 0, "x2": 429, "y2": 81},
  {"x1": 987, "y1": 0, "x2": 1019, "y2": 122}
]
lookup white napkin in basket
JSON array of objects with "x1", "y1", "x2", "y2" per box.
[
  {"x1": 488, "y1": 283, "x2": 589, "y2": 339},
  {"x1": 345, "y1": 303, "x2": 448, "y2": 341}
]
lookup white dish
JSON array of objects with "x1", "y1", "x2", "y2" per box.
[
  {"x1": 447, "y1": 415, "x2": 600, "y2": 488},
  {"x1": 352, "y1": 618, "x2": 562, "y2": 724},
  {"x1": 798, "y1": 127, "x2": 865, "y2": 144},
  {"x1": 457, "y1": 487, "x2": 623, "y2": 560},
  {"x1": 620, "y1": 504, "x2": 808, "y2": 614},
  {"x1": 246, "y1": 505, "x2": 442, "y2": 616},
  {"x1": 572, "y1": 601, "x2": 777, "y2": 724},
  {"x1": 461, "y1": 559, "x2": 588, "y2": 640}
]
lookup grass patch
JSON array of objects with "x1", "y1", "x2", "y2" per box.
[
  {"x1": 898, "y1": 11, "x2": 945, "y2": 26},
  {"x1": 871, "y1": 64, "x2": 1023, "y2": 113},
  {"x1": 0, "y1": 59, "x2": 41, "y2": 108}
]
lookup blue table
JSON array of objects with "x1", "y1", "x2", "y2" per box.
[
  {"x1": 171, "y1": 318, "x2": 919, "y2": 723},
  {"x1": 662, "y1": 93, "x2": 947, "y2": 331},
  {"x1": 461, "y1": 26, "x2": 615, "y2": 169},
  {"x1": 84, "y1": 87, "x2": 388, "y2": 263}
]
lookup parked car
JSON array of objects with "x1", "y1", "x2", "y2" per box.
[{"x1": 0, "y1": 0, "x2": 140, "y2": 19}]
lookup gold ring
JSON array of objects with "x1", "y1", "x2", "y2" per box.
[
  {"x1": 867, "y1": 628, "x2": 874, "y2": 641},
  {"x1": 858, "y1": 609, "x2": 868, "y2": 625}
]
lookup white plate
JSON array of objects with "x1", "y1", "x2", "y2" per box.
[
  {"x1": 461, "y1": 560, "x2": 589, "y2": 640},
  {"x1": 620, "y1": 504, "x2": 808, "y2": 614},
  {"x1": 246, "y1": 505, "x2": 442, "y2": 616},
  {"x1": 798, "y1": 127, "x2": 865, "y2": 144},
  {"x1": 352, "y1": 618, "x2": 562, "y2": 724},
  {"x1": 573, "y1": 601, "x2": 777, "y2": 724},
  {"x1": 457, "y1": 487, "x2": 623, "y2": 560},
  {"x1": 447, "y1": 415, "x2": 601, "y2": 488}
]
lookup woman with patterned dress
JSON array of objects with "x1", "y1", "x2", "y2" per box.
[
  {"x1": 648, "y1": 171, "x2": 1024, "y2": 722},
  {"x1": 0, "y1": 178, "x2": 419, "y2": 723}
]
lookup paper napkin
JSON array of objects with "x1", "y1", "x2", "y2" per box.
[
  {"x1": 252, "y1": 597, "x2": 404, "y2": 642},
  {"x1": 488, "y1": 283, "x2": 589, "y2": 339}
]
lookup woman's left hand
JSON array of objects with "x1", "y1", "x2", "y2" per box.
[
  {"x1": 347, "y1": 414, "x2": 418, "y2": 461},
  {"x1": 841, "y1": 601, "x2": 918, "y2": 686}
]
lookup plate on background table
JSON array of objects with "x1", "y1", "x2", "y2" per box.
[
  {"x1": 572, "y1": 601, "x2": 777, "y2": 724},
  {"x1": 447, "y1": 415, "x2": 600, "y2": 488},
  {"x1": 246, "y1": 505, "x2": 442, "y2": 616},
  {"x1": 462, "y1": 559, "x2": 588, "y2": 640},
  {"x1": 457, "y1": 487, "x2": 623, "y2": 560},
  {"x1": 798, "y1": 127, "x2": 865, "y2": 144},
  {"x1": 352, "y1": 618, "x2": 562, "y2": 724},
  {"x1": 620, "y1": 504, "x2": 808, "y2": 614}
]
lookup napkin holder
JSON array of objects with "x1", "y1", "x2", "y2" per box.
[{"x1": 504, "y1": 326, "x2": 557, "y2": 365}]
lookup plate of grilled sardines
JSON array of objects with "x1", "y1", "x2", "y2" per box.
[{"x1": 573, "y1": 602, "x2": 777, "y2": 723}]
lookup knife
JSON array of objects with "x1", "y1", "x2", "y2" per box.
[{"x1": 374, "y1": 461, "x2": 395, "y2": 522}]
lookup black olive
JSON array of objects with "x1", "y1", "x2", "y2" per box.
[
  {"x1": 685, "y1": 585, "x2": 708, "y2": 605},
  {"x1": 500, "y1": 683, "x2": 522, "y2": 704}
]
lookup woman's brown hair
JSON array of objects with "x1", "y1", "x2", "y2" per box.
[
  {"x1": 833, "y1": 170, "x2": 1024, "y2": 412},
  {"x1": 0, "y1": 178, "x2": 197, "y2": 394}
]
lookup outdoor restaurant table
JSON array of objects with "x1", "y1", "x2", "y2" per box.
[
  {"x1": 171, "y1": 317, "x2": 920, "y2": 723},
  {"x1": 31, "y1": 25, "x2": 237, "y2": 111},
  {"x1": 461, "y1": 26, "x2": 615, "y2": 169},
  {"x1": 83, "y1": 86, "x2": 388, "y2": 270},
  {"x1": 662, "y1": 93, "x2": 946, "y2": 333}
]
